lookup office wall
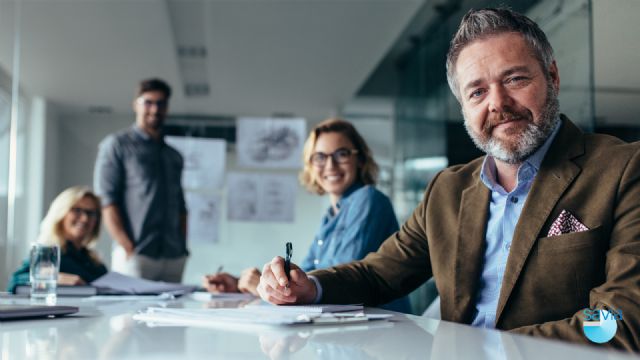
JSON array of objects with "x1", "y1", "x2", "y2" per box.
[
  {"x1": 47, "y1": 109, "x2": 323, "y2": 285},
  {"x1": 22, "y1": 98, "x2": 47, "y2": 254},
  {"x1": 42, "y1": 101, "x2": 61, "y2": 216}
]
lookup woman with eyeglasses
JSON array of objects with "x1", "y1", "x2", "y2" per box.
[
  {"x1": 204, "y1": 118, "x2": 411, "y2": 313},
  {"x1": 7, "y1": 186, "x2": 108, "y2": 292}
]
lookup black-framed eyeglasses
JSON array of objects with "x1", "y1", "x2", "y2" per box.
[
  {"x1": 70, "y1": 207, "x2": 99, "y2": 219},
  {"x1": 136, "y1": 97, "x2": 168, "y2": 109},
  {"x1": 310, "y1": 148, "x2": 359, "y2": 167}
]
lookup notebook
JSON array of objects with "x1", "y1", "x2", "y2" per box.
[
  {"x1": 90, "y1": 272, "x2": 198, "y2": 295},
  {"x1": 0, "y1": 304, "x2": 78, "y2": 320},
  {"x1": 14, "y1": 285, "x2": 98, "y2": 297}
]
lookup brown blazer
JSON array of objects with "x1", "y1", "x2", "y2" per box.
[{"x1": 311, "y1": 116, "x2": 640, "y2": 351}]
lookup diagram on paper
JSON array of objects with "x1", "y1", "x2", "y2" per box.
[
  {"x1": 165, "y1": 136, "x2": 226, "y2": 190},
  {"x1": 227, "y1": 172, "x2": 297, "y2": 222},
  {"x1": 236, "y1": 117, "x2": 306, "y2": 169},
  {"x1": 185, "y1": 191, "x2": 220, "y2": 243}
]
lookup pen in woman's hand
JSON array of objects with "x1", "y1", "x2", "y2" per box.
[{"x1": 284, "y1": 242, "x2": 292, "y2": 289}]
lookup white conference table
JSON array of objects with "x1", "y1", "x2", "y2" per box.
[{"x1": 0, "y1": 295, "x2": 635, "y2": 360}]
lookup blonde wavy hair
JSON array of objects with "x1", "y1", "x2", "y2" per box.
[
  {"x1": 37, "y1": 186, "x2": 102, "y2": 260},
  {"x1": 300, "y1": 118, "x2": 379, "y2": 195}
]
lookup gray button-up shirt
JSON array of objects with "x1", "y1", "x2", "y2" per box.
[{"x1": 94, "y1": 125, "x2": 188, "y2": 258}]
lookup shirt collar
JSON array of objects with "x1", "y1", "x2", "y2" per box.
[
  {"x1": 480, "y1": 117, "x2": 563, "y2": 191},
  {"x1": 133, "y1": 125, "x2": 164, "y2": 143},
  {"x1": 327, "y1": 181, "x2": 364, "y2": 216},
  {"x1": 133, "y1": 124, "x2": 151, "y2": 139}
]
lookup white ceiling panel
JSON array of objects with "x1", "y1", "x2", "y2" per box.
[{"x1": 0, "y1": 0, "x2": 424, "y2": 119}]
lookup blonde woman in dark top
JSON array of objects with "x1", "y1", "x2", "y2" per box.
[{"x1": 7, "y1": 186, "x2": 107, "y2": 292}]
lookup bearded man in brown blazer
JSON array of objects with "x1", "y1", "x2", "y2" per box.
[{"x1": 257, "y1": 8, "x2": 640, "y2": 351}]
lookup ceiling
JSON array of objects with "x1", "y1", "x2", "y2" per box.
[
  {"x1": 0, "y1": 0, "x2": 424, "y2": 119},
  {"x1": 0, "y1": 0, "x2": 638, "y2": 126}
]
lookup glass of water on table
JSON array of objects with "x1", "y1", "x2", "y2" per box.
[{"x1": 29, "y1": 244, "x2": 60, "y2": 305}]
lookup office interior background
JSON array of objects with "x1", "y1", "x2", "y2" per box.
[{"x1": 0, "y1": 0, "x2": 638, "y2": 314}]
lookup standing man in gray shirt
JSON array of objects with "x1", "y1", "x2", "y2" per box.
[{"x1": 94, "y1": 78, "x2": 188, "y2": 282}]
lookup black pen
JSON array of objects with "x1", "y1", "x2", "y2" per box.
[{"x1": 284, "y1": 242, "x2": 292, "y2": 288}]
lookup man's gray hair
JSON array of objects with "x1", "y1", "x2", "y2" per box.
[{"x1": 446, "y1": 8, "x2": 555, "y2": 102}]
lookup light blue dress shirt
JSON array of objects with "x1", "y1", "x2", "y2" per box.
[
  {"x1": 302, "y1": 182, "x2": 412, "y2": 313},
  {"x1": 471, "y1": 120, "x2": 562, "y2": 327}
]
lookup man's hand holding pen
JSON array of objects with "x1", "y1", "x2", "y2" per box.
[{"x1": 257, "y1": 256, "x2": 317, "y2": 305}]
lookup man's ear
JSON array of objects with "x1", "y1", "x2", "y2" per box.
[{"x1": 548, "y1": 60, "x2": 560, "y2": 92}]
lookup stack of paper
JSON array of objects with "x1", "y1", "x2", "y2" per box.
[
  {"x1": 91, "y1": 272, "x2": 198, "y2": 295},
  {"x1": 243, "y1": 302, "x2": 364, "y2": 314},
  {"x1": 133, "y1": 305, "x2": 392, "y2": 329}
]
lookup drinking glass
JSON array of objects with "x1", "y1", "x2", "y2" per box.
[{"x1": 29, "y1": 244, "x2": 60, "y2": 305}]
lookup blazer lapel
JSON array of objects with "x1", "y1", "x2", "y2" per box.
[
  {"x1": 453, "y1": 173, "x2": 490, "y2": 323},
  {"x1": 495, "y1": 117, "x2": 585, "y2": 325}
]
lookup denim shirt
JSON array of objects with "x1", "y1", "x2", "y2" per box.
[
  {"x1": 472, "y1": 119, "x2": 562, "y2": 327},
  {"x1": 301, "y1": 183, "x2": 399, "y2": 271},
  {"x1": 301, "y1": 182, "x2": 412, "y2": 313}
]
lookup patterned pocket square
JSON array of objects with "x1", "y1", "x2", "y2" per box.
[{"x1": 547, "y1": 209, "x2": 589, "y2": 237}]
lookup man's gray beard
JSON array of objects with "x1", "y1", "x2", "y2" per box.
[{"x1": 464, "y1": 84, "x2": 560, "y2": 165}]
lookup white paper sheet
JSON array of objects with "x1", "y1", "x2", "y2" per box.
[
  {"x1": 244, "y1": 302, "x2": 364, "y2": 314},
  {"x1": 135, "y1": 307, "x2": 308, "y2": 327},
  {"x1": 165, "y1": 136, "x2": 226, "y2": 190},
  {"x1": 133, "y1": 307, "x2": 392, "y2": 329},
  {"x1": 227, "y1": 172, "x2": 297, "y2": 222},
  {"x1": 184, "y1": 191, "x2": 220, "y2": 243},
  {"x1": 236, "y1": 117, "x2": 306, "y2": 169},
  {"x1": 191, "y1": 291, "x2": 256, "y2": 301},
  {"x1": 90, "y1": 272, "x2": 198, "y2": 295}
]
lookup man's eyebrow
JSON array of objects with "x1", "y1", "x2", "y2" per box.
[
  {"x1": 462, "y1": 79, "x2": 484, "y2": 94},
  {"x1": 462, "y1": 65, "x2": 534, "y2": 94},
  {"x1": 500, "y1": 65, "x2": 532, "y2": 78}
]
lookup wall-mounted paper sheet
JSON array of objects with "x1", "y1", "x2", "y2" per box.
[
  {"x1": 227, "y1": 172, "x2": 297, "y2": 222},
  {"x1": 165, "y1": 136, "x2": 226, "y2": 190},
  {"x1": 236, "y1": 117, "x2": 306, "y2": 169},
  {"x1": 185, "y1": 191, "x2": 221, "y2": 243}
]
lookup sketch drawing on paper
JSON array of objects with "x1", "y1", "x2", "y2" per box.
[
  {"x1": 185, "y1": 191, "x2": 220, "y2": 243},
  {"x1": 227, "y1": 172, "x2": 296, "y2": 222},
  {"x1": 184, "y1": 150, "x2": 201, "y2": 172},
  {"x1": 248, "y1": 126, "x2": 299, "y2": 162},
  {"x1": 237, "y1": 117, "x2": 306, "y2": 169},
  {"x1": 263, "y1": 179, "x2": 287, "y2": 216},
  {"x1": 228, "y1": 177, "x2": 259, "y2": 220},
  {"x1": 164, "y1": 136, "x2": 226, "y2": 190}
]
